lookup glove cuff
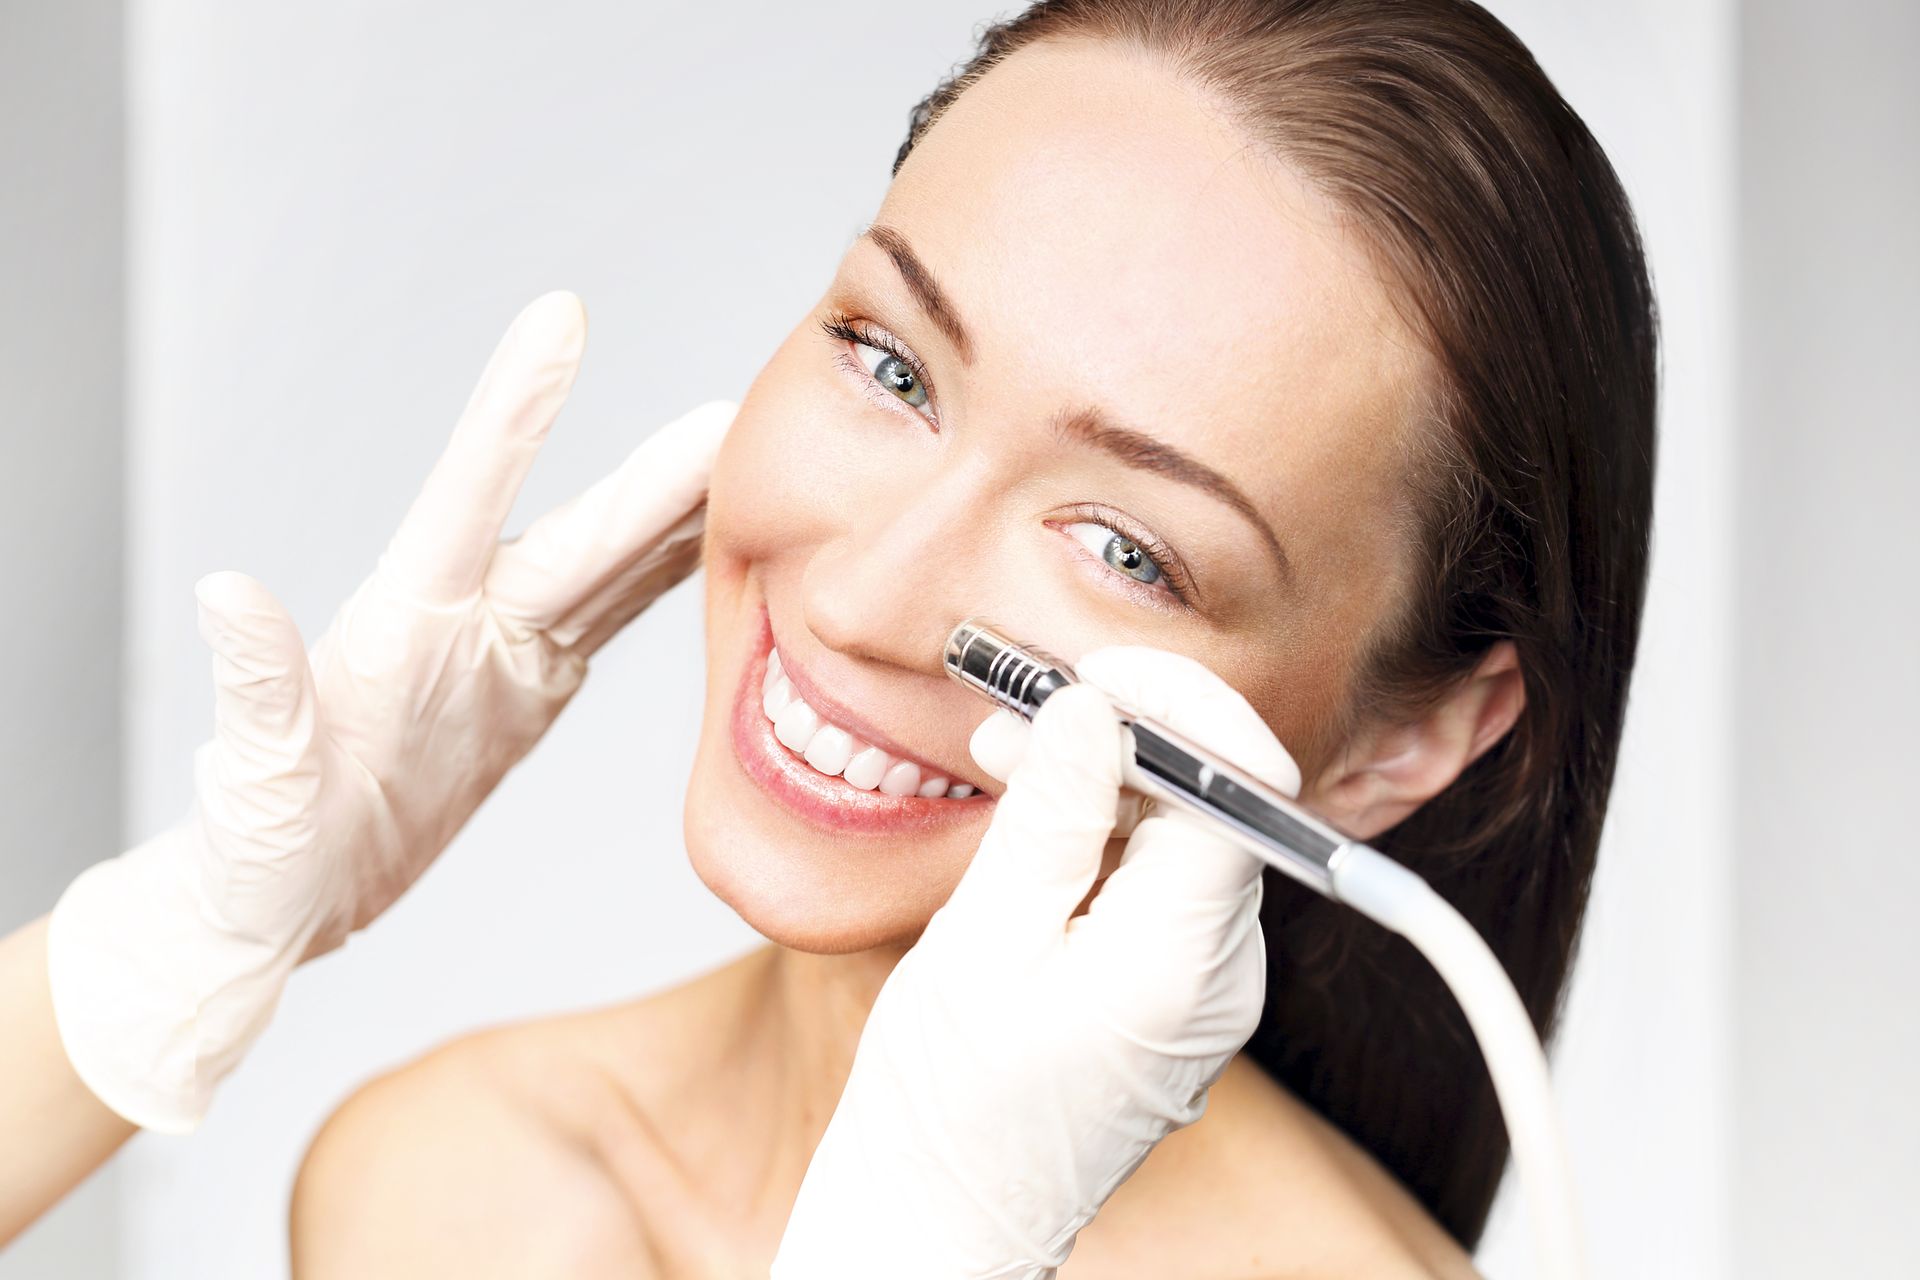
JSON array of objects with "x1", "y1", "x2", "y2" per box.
[{"x1": 45, "y1": 821, "x2": 301, "y2": 1133}]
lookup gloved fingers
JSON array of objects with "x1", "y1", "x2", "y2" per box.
[
  {"x1": 970, "y1": 706, "x2": 1154, "y2": 839},
  {"x1": 1072, "y1": 645, "x2": 1299, "y2": 903},
  {"x1": 1070, "y1": 862, "x2": 1270, "y2": 1057},
  {"x1": 488, "y1": 399, "x2": 736, "y2": 649},
  {"x1": 942, "y1": 680, "x2": 1123, "y2": 950},
  {"x1": 552, "y1": 507, "x2": 706, "y2": 657},
  {"x1": 1065, "y1": 647, "x2": 1287, "y2": 1047},
  {"x1": 966, "y1": 707, "x2": 1030, "y2": 782},
  {"x1": 378, "y1": 291, "x2": 588, "y2": 610},
  {"x1": 1072, "y1": 806, "x2": 1267, "y2": 961},
  {"x1": 194, "y1": 571, "x2": 325, "y2": 840},
  {"x1": 1074, "y1": 645, "x2": 1301, "y2": 798}
]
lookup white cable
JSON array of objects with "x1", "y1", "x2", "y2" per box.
[{"x1": 1331, "y1": 844, "x2": 1586, "y2": 1280}]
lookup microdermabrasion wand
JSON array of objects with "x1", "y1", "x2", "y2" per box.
[
  {"x1": 946, "y1": 618, "x2": 1353, "y2": 895},
  {"x1": 943, "y1": 617, "x2": 1589, "y2": 1280}
]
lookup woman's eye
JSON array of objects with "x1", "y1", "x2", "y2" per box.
[
  {"x1": 851, "y1": 341, "x2": 930, "y2": 411},
  {"x1": 1064, "y1": 521, "x2": 1164, "y2": 588}
]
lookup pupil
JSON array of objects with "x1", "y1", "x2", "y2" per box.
[{"x1": 1102, "y1": 534, "x2": 1159, "y2": 585}]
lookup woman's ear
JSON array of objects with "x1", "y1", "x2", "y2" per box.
[{"x1": 1303, "y1": 641, "x2": 1526, "y2": 841}]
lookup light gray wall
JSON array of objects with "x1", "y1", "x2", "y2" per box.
[
  {"x1": 1734, "y1": 3, "x2": 1920, "y2": 1275},
  {"x1": 0, "y1": 2, "x2": 125, "y2": 1276}
]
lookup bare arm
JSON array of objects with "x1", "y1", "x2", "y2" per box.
[{"x1": 0, "y1": 913, "x2": 136, "y2": 1246}]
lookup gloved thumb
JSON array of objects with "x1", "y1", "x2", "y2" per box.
[
  {"x1": 194, "y1": 571, "x2": 323, "y2": 808},
  {"x1": 940, "y1": 680, "x2": 1122, "y2": 951},
  {"x1": 966, "y1": 707, "x2": 1030, "y2": 782},
  {"x1": 971, "y1": 705, "x2": 1155, "y2": 840}
]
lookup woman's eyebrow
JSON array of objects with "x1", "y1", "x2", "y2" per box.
[
  {"x1": 859, "y1": 223, "x2": 977, "y2": 366},
  {"x1": 1053, "y1": 406, "x2": 1295, "y2": 585},
  {"x1": 857, "y1": 221, "x2": 1292, "y2": 586}
]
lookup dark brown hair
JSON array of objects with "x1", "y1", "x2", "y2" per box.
[{"x1": 892, "y1": 0, "x2": 1658, "y2": 1249}]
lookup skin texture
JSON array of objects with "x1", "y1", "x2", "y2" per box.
[{"x1": 292, "y1": 39, "x2": 1521, "y2": 1279}]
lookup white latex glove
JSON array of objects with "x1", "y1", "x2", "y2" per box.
[
  {"x1": 46, "y1": 291, "x2": 737, "y2": 1133},
  {"x1": 772, "y1": 646, "x2": 1300, "y2": 1278}
]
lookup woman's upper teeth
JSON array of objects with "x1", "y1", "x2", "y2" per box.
[{"x1": 762, "y1": 647, "x2": 975, "y2": 799}]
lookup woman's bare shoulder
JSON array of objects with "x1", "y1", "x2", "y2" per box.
[
  {"x1": 1061, "y1": 1056, "x2": 1484, "y2": 1280},
  {"x1": 289, "y1": 948, "x2": 774, "y2": 1279},
  {"x1": 288, "y1": 1020, "x2": 647, "y2": 1277}
]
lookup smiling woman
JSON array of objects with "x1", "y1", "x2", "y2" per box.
[{"x1": 288, "y1": 2, "x2": 1654, "y2": 1276}]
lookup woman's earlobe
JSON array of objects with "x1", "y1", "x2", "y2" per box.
[{"x1": 1303, "y1": 641, "x2": 1527, "y2": 841}]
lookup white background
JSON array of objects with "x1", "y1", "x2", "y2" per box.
[{"x1": 2, "y1": 1, "x2": 1912, "y2": 1276}]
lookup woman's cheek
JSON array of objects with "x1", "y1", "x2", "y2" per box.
[{"x1": 705, "y1": 359, "x2": 913, "y2": 574}]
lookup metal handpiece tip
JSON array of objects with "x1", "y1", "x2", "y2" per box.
[
  {"x1": 942, "y1": 617, "x2": 994, "y2": 674},
  {"x1": 942, "y1": 617, "x2": 1077, "y2": 720}
]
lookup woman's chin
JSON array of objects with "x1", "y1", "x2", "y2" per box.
[
  {"x1": 684, "y1": 832, "x2": 939, "y2": 954},
  {"x1": 681, "y1": 771, "x2": 952, "y2": 955}
]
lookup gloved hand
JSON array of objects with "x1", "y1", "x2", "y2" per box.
[
  {"x1": 771, "y1": 646, "x2": 1299, "y2": 1278},
  {"x1": 46, "y1": 291, "x2": 737, "y2": 1134}
]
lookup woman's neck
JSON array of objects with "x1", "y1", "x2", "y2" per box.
[
  {"x1": 763, "y1": 941, "x2": 905, "y2": 1111},
  {"x1": 678, "y1": 940, "x2": 906, "y2": 1219}
]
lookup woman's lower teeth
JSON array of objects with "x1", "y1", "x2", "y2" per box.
[{"x1": 761, "y1": 650, "x2": 974, "y2": 799}]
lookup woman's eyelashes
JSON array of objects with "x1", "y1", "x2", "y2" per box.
[
  {"x1": 818, "y1": 310, "x2": 1196, "y2": 613},
  {"x1": 1057, "y1": 505, "x2": 1195, "y2": 611},
  {"x1": 819, "y1": 311, "x2": 937, "y2": 425}
]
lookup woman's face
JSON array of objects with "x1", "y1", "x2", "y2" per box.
[{"x1": 685, "y1": 39, "x2": 1429, "y2": 953}]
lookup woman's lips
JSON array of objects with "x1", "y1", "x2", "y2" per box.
[{"x1": 729, "y1": 602, "x2": 990, "y2": 837}]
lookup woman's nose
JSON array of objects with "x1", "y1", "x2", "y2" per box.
[{"x1": 799, "y1": 479, "x2": 991, "y2": 674}]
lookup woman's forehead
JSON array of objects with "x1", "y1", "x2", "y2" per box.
[{"x1": 860, "y1": 39, "x2": 1428, "y2": 519}]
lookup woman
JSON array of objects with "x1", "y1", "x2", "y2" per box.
[
  {"x1": 4, "y1": 0, "x2": 1656, "y2": 1275},
  {"x1": 293, "y1": 0, "x2": 1655, "y2": 1273}
]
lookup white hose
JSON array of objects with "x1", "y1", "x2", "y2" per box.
[{"x1": 1331, "y1": 844, "x2": 1586, "y2": 1280}]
